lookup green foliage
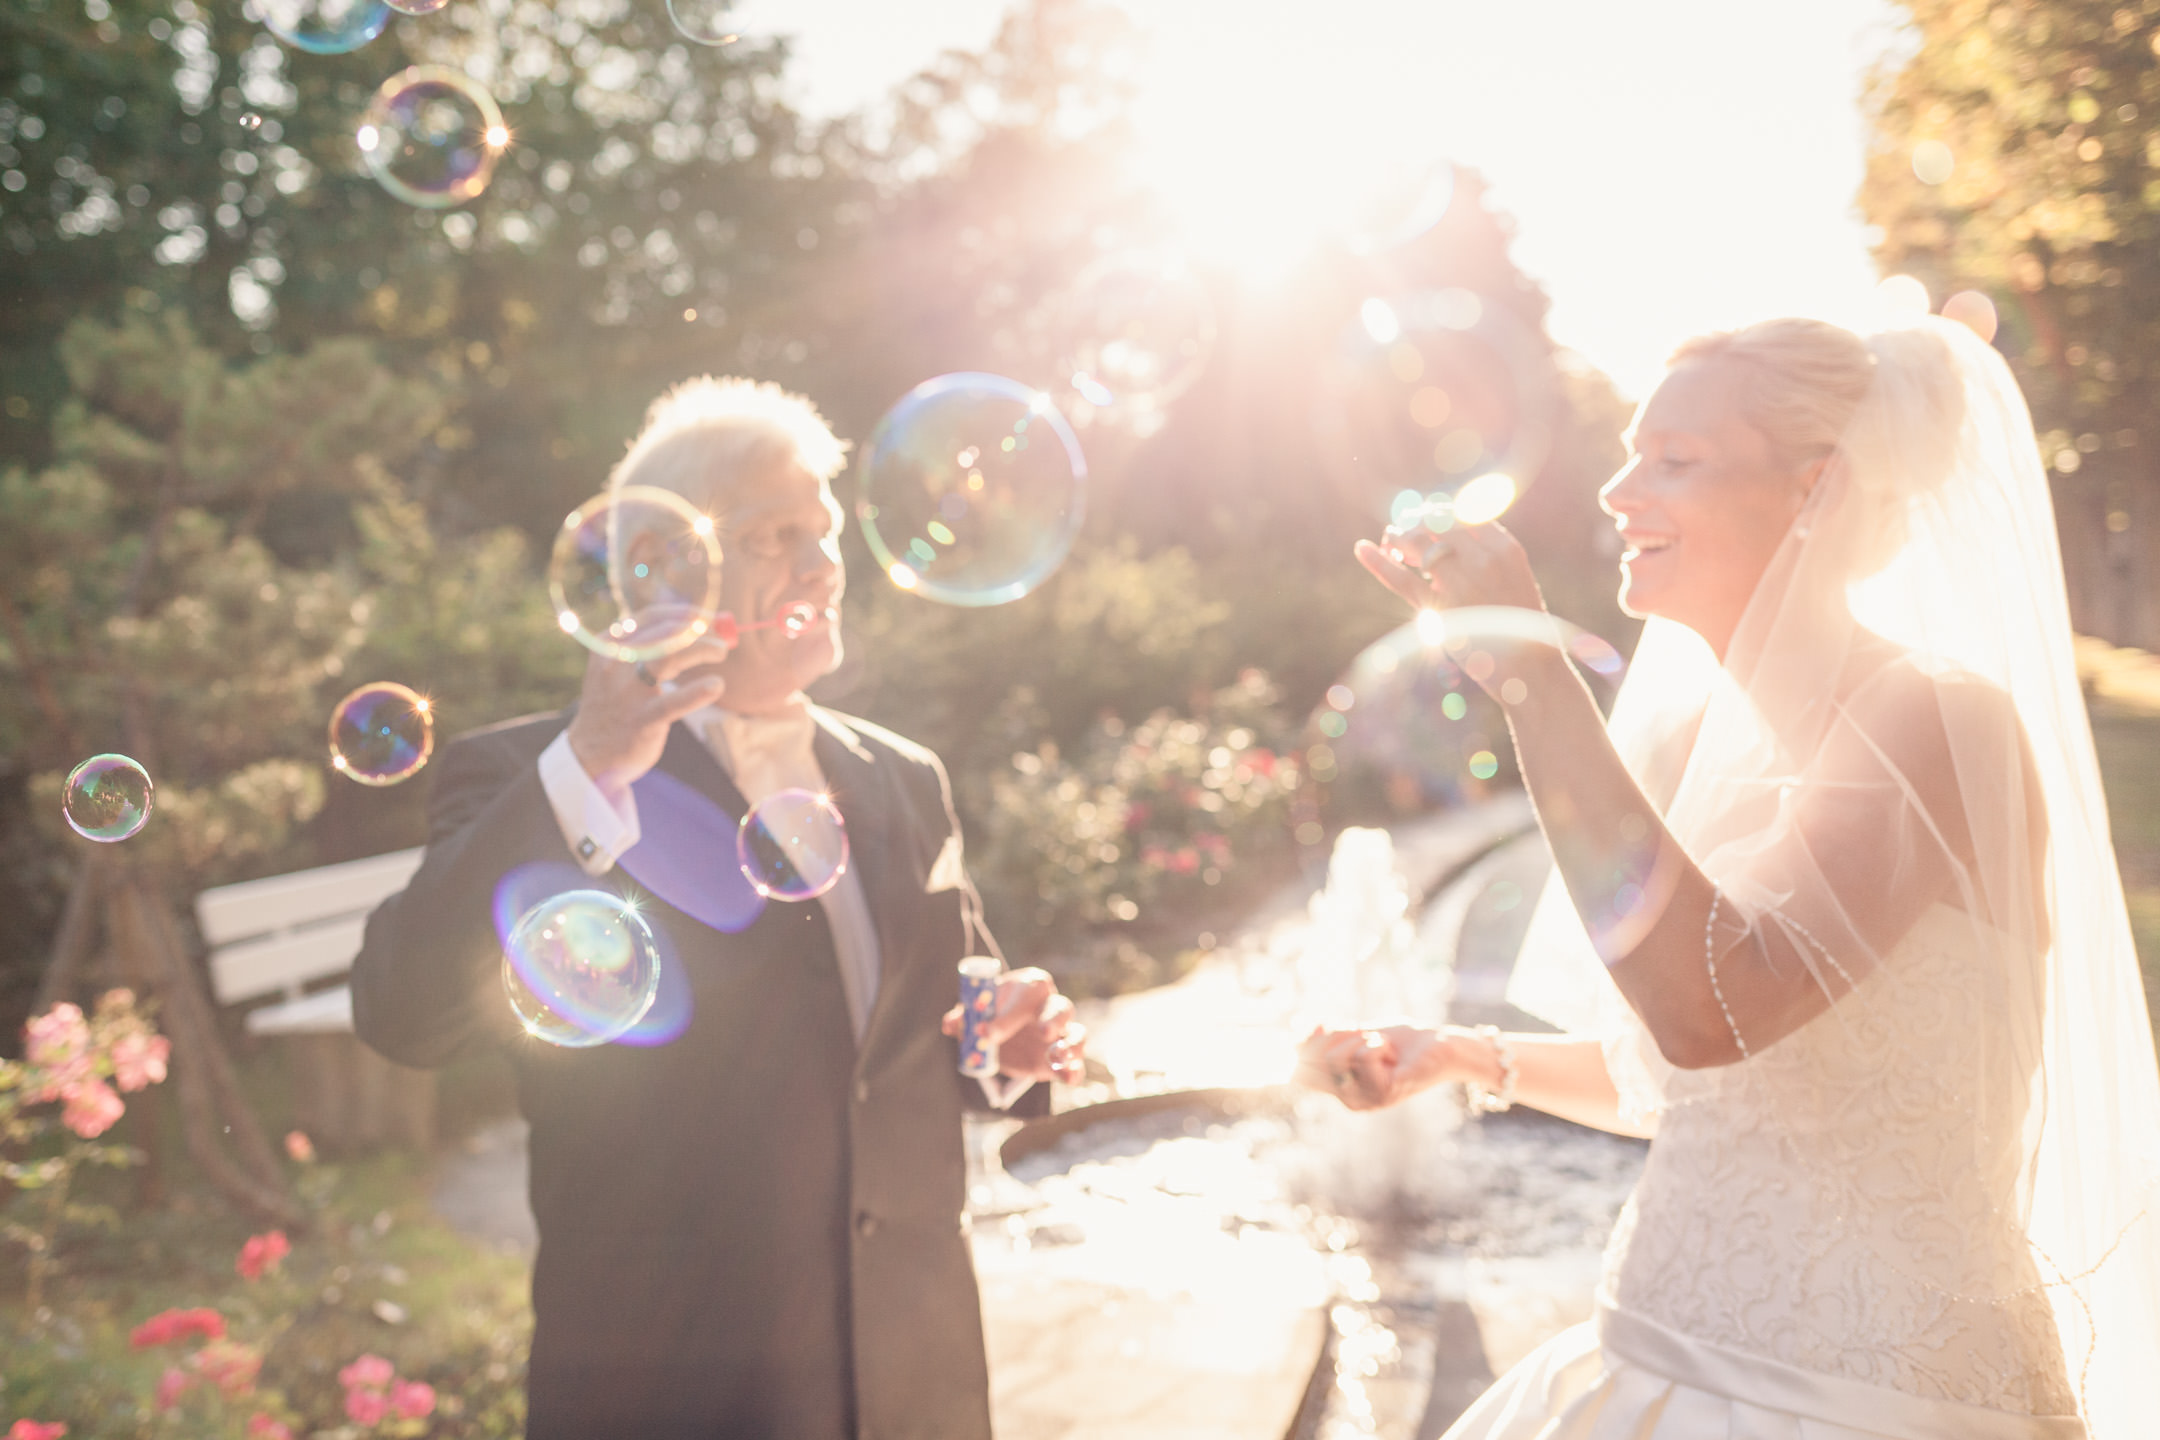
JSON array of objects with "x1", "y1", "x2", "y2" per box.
[
  {"x1": 1861, "y1": 0, "x2": 2160, "y2": 643},
  {"x1": 974, "y1": 669, "x2": 1299, "y2": 946}
]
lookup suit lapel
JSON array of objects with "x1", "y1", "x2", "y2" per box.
[{"x1": 811, "y1": 712, "x2": 918, "y2": 1043}]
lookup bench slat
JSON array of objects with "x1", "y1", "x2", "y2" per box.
[
  {"x1": 195, "y1": 847, "x2": 423, "y2": 947},
  {"x1": 209, "y1": 915, "x2": 370, "y2": 1006},
  {"x1": 245, "y1": 985, "x2": 354, "y2": 1036}
]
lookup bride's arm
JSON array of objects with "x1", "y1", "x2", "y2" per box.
[
  {"x1": 1355, "y1": 530, "x2": 1981, "y2": 1070},
  {"x1": 1300, "y1": 1025, "x2": 1655, "y2": 1139}
]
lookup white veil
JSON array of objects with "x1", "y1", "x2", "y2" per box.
[{"x1": 1508, "y1": 315, "x2": 2160, "y2": 1434}]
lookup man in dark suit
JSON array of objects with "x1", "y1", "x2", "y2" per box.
[{"x1": 351, "y1": 377, "x2": 1085, "y2": 1439}]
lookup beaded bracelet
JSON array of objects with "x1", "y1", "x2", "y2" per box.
[{"x1": 1464, "y1": 1023, "x2": 1518, "y2": 1114}]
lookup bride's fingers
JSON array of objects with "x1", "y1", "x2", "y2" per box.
[{"x1": 1355, "y1": 538, "x2": 1444, "y2": 608}]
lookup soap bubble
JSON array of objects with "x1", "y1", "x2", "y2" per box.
[
  {"x1": 666, "y1": 0, "x2": 739, "y2": 44},
  {"x1": 62, "y1": 754, "x2": 154, "y2": 843},
  {"x1": 251, "y1": 0, "x2": 389, "y2": 54},
  {"x1": 856, "y1": 373, "x2": 1086, "y2": 607},
  {"x1": 384, "y1": 0, "x2": 448, "y2": 12},
  {"x1": 737, "y1": 788, "x2": 849, "y2": 901},
  {"x1": 548, "y1": 485, "x2": 724, "y2": 662},
  {"x1": 1300, "y1": 609, "x2": 1624, "y2": 813},
  {"x1": 501, "y1": 890, "x2": 661, "y2": 1047},
  {"x1": 1342, "y1": 160, "x2": 1457, "y2": 256},
  {"x1": 1315, "y1": 290, "x2": 1559, "y2": 513},
  {"x1": 356, "y1": 67, "x2": 508, "y2": 209},
  {"x1": 1053, "y1": 254, "x2": 1215, "y2": 427},
  {"x1": 328, "y1": 682, "x2": 434, "y2": 787}
]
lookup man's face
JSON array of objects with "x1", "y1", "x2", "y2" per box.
[{"x1": 672, "y1": 457, "x2": 846, "y2": 711}]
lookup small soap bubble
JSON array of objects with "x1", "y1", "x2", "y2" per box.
[
  {"x1": 1343, "y1": 160, "x2": 1457, "y2": 255},
  {"x1": 328, "y1": 682, "x2": 434, "y2": 786},
  {"x1": 856, "y1": 373, "x2": 1086, "y2": 607},
  {"x1": 356, "y1": 67, "x2": 508, "y2": 210},
  {"x1": 384, "y1": 0, "x2": 448, "y2": 12},
  {"x1": 1317, "y1": 290, "x2": 1558, "y2": 510},
  {"x1": 737, "y1": 788, "x2": 849, "y2": 901},
  {"x1": 251, "y1": 0, "x2": 389, "y2": 54},
  {"x1": 1051, "y1": 253, "x2": 1215, "y2": 426},
  {"x1": 548, "y1": 485, "x2": 724, "y2": 662},
  {"x1": 501, "y1": 891, "x2": 661, "y2": 1047},
  {"x1": 62, "y1": 754, "x2": 153, "y2": 842},
  {"x1": 666, "y1": 0, "x2": 738, "y2": 45}
]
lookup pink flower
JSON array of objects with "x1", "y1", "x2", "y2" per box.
[
  {"x1": 245, "y1": 1416, "x2": 293, "y2": 1440},
  {"x1": 24, "y1": 1003, "x2": 89, "y2": 1070},
  {"x1": 8, "y1": 1421, "x2": 69, "y2": 1440},
  {"x1": 235, "y1": 1231, "x2": 290, "y2": 1281},
  {"x1": 389, "y1": 1378, "x2": 436, "y2": 1420},
  {"x1": 130, "y1": 1307, "x2": 226, "y2": 1349},
  {"x1": 343, "y1": 1386, "x2": 390, "y2": 1426},
  {"x1": 189, "y1": 1339, "x2": 263, "y2": 1399},
  {"x1": 338, "y1": 1353, "x2": 396, "y2": 1391},
  {"x1": 109, "y1": 1030, "x2": 170, "y2": 1092},
  {"x1": 60, "y1": 1078, "x2": 124, "y2": 1138},
  {"x1": 154, "y1": 1366, "x2": 195, "y2": 1411},
  {"x1": 283, "y1": 1130, "x2": 315, "y2": 1164}
]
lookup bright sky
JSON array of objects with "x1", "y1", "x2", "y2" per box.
[{"x1": 730, "y1": 0, "x2": 1908, "y2": 401}]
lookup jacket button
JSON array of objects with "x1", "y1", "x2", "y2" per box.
[
  {"x1": 854, "y1": 1079, "x2": 870, "y2": 1104},
  {"x1": 856, "y1": 1210, "x2": 877, "y2": 1238}
]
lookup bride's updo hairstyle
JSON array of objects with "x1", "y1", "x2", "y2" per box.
[{"x1": 1669, "y1": 316, "x2": 1967, "y2": 578}]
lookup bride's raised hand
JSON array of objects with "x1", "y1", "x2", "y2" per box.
[
  {"x1": 1354, "y1": 517, "x2": 1544, "y2": 617},
  {"x1": 1294, "y1": 1024, "x2": 1448, "y2": 1111}
]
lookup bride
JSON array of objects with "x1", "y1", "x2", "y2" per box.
[{"x1": 1301, "y1": 313, "x2": 2160, "y2": 1437}]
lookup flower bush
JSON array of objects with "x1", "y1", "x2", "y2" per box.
[
  {"x1": 2, "y1": 991, "x2": 169, "y2": 1309},
  {"x1": 978, "y1": 669, "x2": 1300, "y2": 950}
]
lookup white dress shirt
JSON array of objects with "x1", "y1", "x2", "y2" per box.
[{"x1": 537, "y1": 701, "x2": 1028, "y2": 1105}]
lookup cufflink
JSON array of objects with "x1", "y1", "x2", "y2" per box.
[{"x1": 577, "y1": 837, "x2": 598, "y2": 861}]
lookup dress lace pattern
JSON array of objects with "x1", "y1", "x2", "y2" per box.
[{"x1": 1601, "y1": 904, "x2": 2077, "y2": 1415}]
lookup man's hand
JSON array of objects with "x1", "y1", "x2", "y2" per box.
[
  {"x1": 563, "y1": 634, "x2": 731, "y2": 795},
  {"x1": 940, "y1": 966, "x2": 1086, "y2": 1087},
  {"x1": 1293, "y1": 1024, "x2": 1449, "y2": 1112}
]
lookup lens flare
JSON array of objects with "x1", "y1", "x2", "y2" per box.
[
  {"x1": 1049, "y1": 253, "x2": 1215, "y2": 429},
  {"x1": 548, "y1": 485, "x2": 724, "y2": 662},
  {"x1": 856, "y1": 374, "x2": 1086, "y2": 607},
  {"x1": 62, "y1": 754, "x2": 154, "y2": 842},
  {"x1": 1317, "y1": 290, "x2": 1559, "y2": 514}
]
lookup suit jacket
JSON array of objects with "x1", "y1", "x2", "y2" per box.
[{"x1": 351, "y1": 706, "x2": 1035, "y2": 1440}]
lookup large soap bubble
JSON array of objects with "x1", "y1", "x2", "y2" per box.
[
  {"x1": 737, "y1": 788, "x2": 849, "y2": 901},
  {"x1": 62, "y1": 754, "x2": 154, "y2": 843},
  {"x1": 666, "y1": 0, "x2": 739, "y2": 44},
  {"x1": 856, "y1": 373, "x2": 1087, "y2": 607},
  {"x1": 548, "y1": 485, "x2": 725, "y2": 662},
  {"x1": 1315, "y1": 290, "x2": 1559, "y2": 514},
  {"x1": 328, "y1": 682, "x2": 434, "y2": 786},
  {"x1": 357, "y1": 67, "x2": 508, "y2": 209},
  {"x1": 252, "y1": 0, "x2": 390, "y2": 54},
  {"x1": 1299, "y1": 608, "x2": 1625, "y2": 816},
  {"x1": 1342, "y1": 160, "x2": 1457, "y2": 256},
  {"x1": 1053, "y1": 253, "x2": 1215, "y2": 427},
  {"x1": 501, "y1": 890, "x2": 662, "y2": 1047}
]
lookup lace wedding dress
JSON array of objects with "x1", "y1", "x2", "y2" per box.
[{"x1": 1448, "y1": 903, "x2": 2081, "y2": 1439}]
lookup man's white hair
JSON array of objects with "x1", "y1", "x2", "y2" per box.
[{"x1": 608, "y1": 376, "x2": 849, "y2": 510}]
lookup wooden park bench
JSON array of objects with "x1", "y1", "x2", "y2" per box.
[{"x1": 198, "y1": 848, "x2": 436, "y2": 1153}]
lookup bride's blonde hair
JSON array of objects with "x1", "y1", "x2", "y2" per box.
[{"x1": 1670, "y1": 317, "x2": 1966, "y2": 577}]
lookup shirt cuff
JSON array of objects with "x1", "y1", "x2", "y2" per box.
[
  {"x1": 976, "y1": 1073, "x2": 1036, "y2": 1110},
  {"x1": 537, "y1": 731, "x2": 641, "y2": 876}
]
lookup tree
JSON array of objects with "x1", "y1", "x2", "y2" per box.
[
  {"x1": 1862, "y1": 0, "x2": 2160, "y2": 645},
  {"x1": 0, "y1": 313, "x2": 576, "y2": 1214}
]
